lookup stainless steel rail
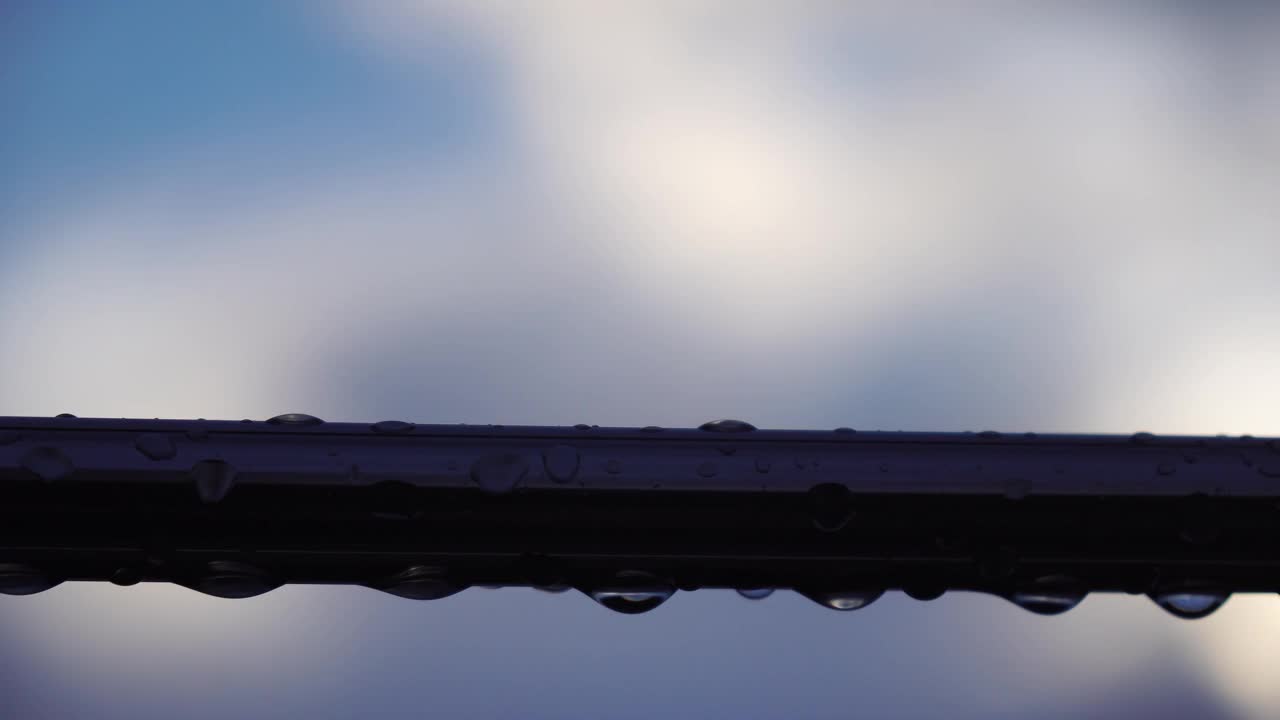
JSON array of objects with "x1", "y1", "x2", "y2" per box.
[{"x1": 3, "y1": 414, "x2": 1278, "y2": 619}]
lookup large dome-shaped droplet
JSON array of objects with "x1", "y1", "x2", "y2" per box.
[
  {"x1": 808, "y1": 483, "x2": 853, "y2": 532},
  {"x1": 372, "y1": 566, "x2": 466, "y2": 600},
  {"x1": 1008, "y1": 576, "x2": 1086, "y2": 615},
  {"x1": 799, "y1": 588, "x2": 884, "y2": 611},
  {"x1": 372, "y1": 420, "x2": 415, "y2": 434},
  {"x1": 471, "y1": 454, "x2": 529, "y2": 494},
  {"x1": 1150, "y1": 589, "x2": 1229, "y2": 620},
  {"x1": 135, "y1": 433, "x2": 177, "y2": 460},
  {"x1": 191, "y1": 460, "x2": 236, "y2": 503},
  {"x1": 267, "y1": 413, "x2": 324, "y2": 426},
  {"x1": 699, "y1": 419, "x2": 757, "y2": 433},
  {"x1": 736, "y1": 588, "x2": 775, "y2": 600},
  {"x1": 586, "y1": 572, "x2": 674, "y2": 614},
  {"x1": 0, "y1": 563, "x2": 62, "y2": 595},
  {"x1": 185, "y1": 561, "x2": 279, "y2": 599},
  {"x1": 542, "y1": 445, "x2": 580, "y2": 483},
  {"x1": 21, "y1": 447, "x2": 73, "y2": 482}
]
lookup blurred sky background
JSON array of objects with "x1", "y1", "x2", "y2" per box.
[{"x1": 3, "y1": 1, "x2": 1280, "y2": 718}]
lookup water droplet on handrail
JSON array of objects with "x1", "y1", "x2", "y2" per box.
[
  {"x1": 699, "y1": 419, "x2": 756, "y2": 433},
  {"x1": 267, "y1": 413, "x2": 324, "y2": 426}
]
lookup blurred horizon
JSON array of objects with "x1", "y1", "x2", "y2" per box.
[{"x1": 4, "y1": 2, "x2": 1280, "y2": 718}]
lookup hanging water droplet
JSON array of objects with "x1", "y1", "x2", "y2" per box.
[
  {"x1": 1131, "y1": 432, "x2": 1156, "y2": 444},
  {"x1": 0, "y1": 563, "x2": 62, "y2": 595},
  {"x1": 1151, "y1": 589, "x2": 1229, "y2": 619},
  {"x1": 904, "y1": 586, "x2": 946, "y2": 601},
  {"x1": 736, "y1": 588, "x2": 774, "y2": 600},
  {"x1": 191, "y1": 460, "x2": 236, "y2": 503},
  {"x1": 1023, "y1": 432, "x2": 1039, "y2": 439},
  {"x1": 1008, "y1": 576, "x2": 1086, "y2": 615},
  {"x1": 589, "y1": 589, "x2": 674, "y2": 614},
  {"x1": 573, "y1": 423, "x2": 591, "y2": 431},
  {"x1": 799, "y1": 588, "x2": 884, "y2": 611},
  {"x1": 185, "y1": 561, "x2": 279, "y2": 599},
  {"x1": 1157, "y1": 463, "x2": 1176, "y2": 476},
  {"x1": 697, "y1": 461, "x2": 719, "y2": 478},
  {"x1": 1010, "y1": 591, "x2": 1085, "y2": 615},
  {"x1": 470, "y1": 454, "x2": 528, "y2": 494},
  {"x1": 587, "y1": 572, "x2": 675, "y2": 615},
  {"x1": 533, "y1": 584, "x2": 571, "y2": 594},
  {"x1": 542, "y1": 445, "x2": 580, "y2": 484},
  {"x1": 372, "y1": 420, "x2": 414, "y2": 434},
  {"x1": 641, "y1": 426, "x2": 663, "y2": 433},
  {"x1": 977, "y1": 430, "x2": 1002, "y2": 439},
  {"x1": 267, "y1": 413, "x2": 324, "y2": 426},
  {"x1": 56, "y1": 413, "x2": 76, "y2": 419},
  {"x1": 605, "y1": 459, "x2": 622, "y2": 475},
  {"x1": 699, "y1": 419, "x2": 756, "y2": 433},
  {"x1": 0, "y1": 430, "x2": 20, "y2": 445},
  {"x1": 21, "y1": 447, "x2": 73, "y2": 482},
  {"x1": 754, "y1": 457, "x2": 772, "y2": 473},
  {"x1": 135, "y1": 433, "x2": 177, "y2": 461},
  {"x1": 373, "y1": 566, "x2": 466, "y2": 600},
  {"x1": 835, "y1": 427, "x2": 856, "y2": 434}
]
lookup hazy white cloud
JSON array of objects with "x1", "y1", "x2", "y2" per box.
[
  {"x1": 6, "y1": 3, "x2": 1280, "y2": 716},
  {"x1": 0, "y1": 166, "x2": 564, "y2": 419},
  {"x1": 326, "y1": 3, "x2": 1280, "y2": 715},
  {"x1": 328, "y1": 1, "x2": 1280, "y2": 430}
]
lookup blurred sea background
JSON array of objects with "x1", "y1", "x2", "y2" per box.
[{"x1": 3, "y1": 2, "x2": 1280, "y2": 718}]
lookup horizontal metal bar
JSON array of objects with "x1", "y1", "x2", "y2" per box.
[{"x1": 2, "y1": 414, "x2": 1278, "y2": 619}]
